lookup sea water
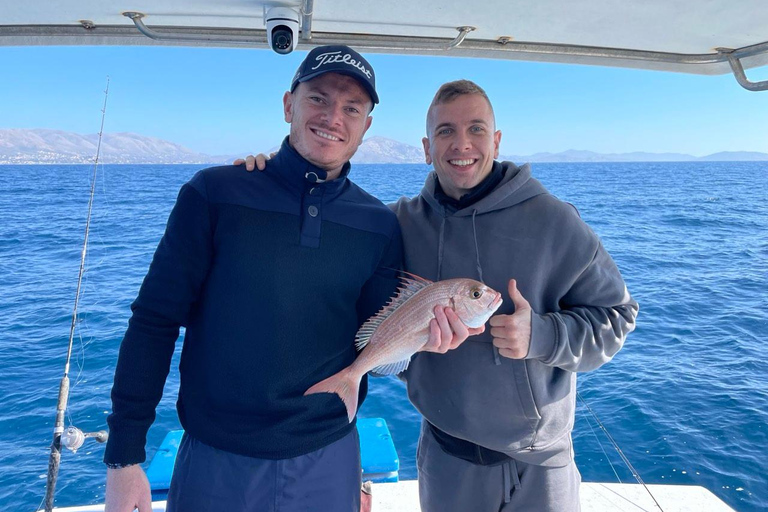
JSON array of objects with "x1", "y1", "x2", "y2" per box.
[{"x1": 0, "y1": 162, "x2": 766, "y2": 511}]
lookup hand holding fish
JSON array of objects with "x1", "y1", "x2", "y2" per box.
[
  {"x1": 489, "y1": 279, "x2": 532, "y2": 359},
  {"x1": 420, "y1": 305, "x2": 486, "y2": 353}
]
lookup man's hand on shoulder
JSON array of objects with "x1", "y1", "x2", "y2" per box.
[
  {"x1": 489, "y1": 279, "x2": 532, "y2": 359},
  {"x1": 105, "y1": 464, "x2": 152, "y2": 512},
  {"x1": 233, "y1": 153, "x2": 274, "y2": 172},
  {"x1": 419, "y1": 306, "x2": 485, "y2": 354}
]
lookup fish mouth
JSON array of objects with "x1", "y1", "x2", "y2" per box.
[{"x1": 489, "y1": 293, "x2": 503, "y2": 310}]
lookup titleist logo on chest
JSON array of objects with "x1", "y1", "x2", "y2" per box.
[{"x1": 311, "y1": 51, "x2": 373, "y2": 78}]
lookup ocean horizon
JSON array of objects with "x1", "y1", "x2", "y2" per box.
[{"x1": 1, "y1": 161, "x2": 766, "y2": 511}]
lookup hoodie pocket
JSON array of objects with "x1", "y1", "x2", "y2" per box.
[
  {"x1": 511, "y1": 359, "x2": 542, "y2": 444},
  {"x1": 474, "y1": 336, "x2": 542, "y2": 423}
]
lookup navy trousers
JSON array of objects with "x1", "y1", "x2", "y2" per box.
[{"x1": 166, "y1": 430, "x2": 361, "y2": 512}]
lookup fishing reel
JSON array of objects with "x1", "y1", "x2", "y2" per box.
[{"x1": 60, "y1": 426, "x2": 108, "y2": 453}]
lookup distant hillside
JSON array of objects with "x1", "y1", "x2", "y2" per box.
[
  {"x1": 0, "y1": 129, "x2": 213, "y2": 164},
  {"x1": 499, "y1": 149, "x2": 695, "y2": 163},
  {"x1": 497, "y1": 149, "x2": 768, "y2": 163},
  {"x1": 698, "y1": 151, "x2": 768, "y2": 161},
  {"x1": 351, "y1": 136, "x2": 425, "y2": 163},
  {"x1": 227, "y1": 136, "x2": 425, "y2": 165},
  {"x1": 1, "y1": 129, "x2": 767, "y2": 164},
  {"x1": 0, "y1": 129, "x2": 424, "y2": 165}
]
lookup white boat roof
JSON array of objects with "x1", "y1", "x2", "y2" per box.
[{"x1": 3, "y1": 0, "x2": 768, "y2": 89}]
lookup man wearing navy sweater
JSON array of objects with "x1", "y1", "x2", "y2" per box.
[{"x1": 103, "y1": 46, "x2": 403, "y2": 512}]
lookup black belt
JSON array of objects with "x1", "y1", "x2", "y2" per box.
[{"x1": 427, "y1": 422, "x2": 511, "y2": 466}]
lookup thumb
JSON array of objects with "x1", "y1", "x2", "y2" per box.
[{"x1": 507, "y1": 279, "x2": 530, "y2": 311}]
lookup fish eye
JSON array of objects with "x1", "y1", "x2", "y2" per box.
[{"x1": 470, "y1": 287, "x2": 483, "y2": 299}]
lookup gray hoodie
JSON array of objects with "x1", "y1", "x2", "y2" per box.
[{"x1": 393, "y1": 161, "x2": 638, "y2": 467}]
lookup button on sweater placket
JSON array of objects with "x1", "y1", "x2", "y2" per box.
[{"x1": 300, "y1": 185, "x2": 324, "y2": 248}]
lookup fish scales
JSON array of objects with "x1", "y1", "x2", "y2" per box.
[{"x1": 305, "y1": 275, "x2": 503, "y2": 422}]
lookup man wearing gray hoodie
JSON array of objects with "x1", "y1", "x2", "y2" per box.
[{"x1": 392, "y1": 80, "x2": 638, "y2": 512}]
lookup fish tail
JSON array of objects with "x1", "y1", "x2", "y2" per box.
[{"x1": 304, "y1": 368, "x2": 361, "y2": 423}]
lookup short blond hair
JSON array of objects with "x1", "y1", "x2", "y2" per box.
[{"x1": 426, "y1": 80, "x2": 495, "y2": 133}]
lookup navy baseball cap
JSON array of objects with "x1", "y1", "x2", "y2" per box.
[{"x1": 290, "y1": 45, "x2": 379, "y2": 108}]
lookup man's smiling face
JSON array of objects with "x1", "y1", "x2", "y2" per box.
[
  {"x1": 423, "y1": 93, "x2": 502, "y2": 200},
  {"x1": 284, "y1": 72, "x2": 373, "y2": 179}
]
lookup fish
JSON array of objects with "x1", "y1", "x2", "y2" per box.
[{"x1": 305, "y1": 274, "x2": 503, "y2": 422}]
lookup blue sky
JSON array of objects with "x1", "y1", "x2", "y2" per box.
[{"x1": 1, "y1": 45, "x2": 767, "y2": 156}]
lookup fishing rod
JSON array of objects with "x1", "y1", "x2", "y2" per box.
[
  {"x1": 42, "y1": 77, "x2": 111, "y2": 512},
  {"x1": 577, "y1": 391, "x2": 665, "y2": 512}
]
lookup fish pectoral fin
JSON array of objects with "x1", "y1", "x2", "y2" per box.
[{"x1": 370, "y1": 357, "x2": 411, "y2": 376}]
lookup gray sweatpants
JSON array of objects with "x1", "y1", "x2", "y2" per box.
[
  {"x1": 166, "y1": 429, "x2": 361, "y2": 512},
  {"x1": 417, "y1": 422, "x2": 581, "y2": 512}
]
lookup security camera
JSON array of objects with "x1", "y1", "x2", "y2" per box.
[{"x1": 265, "y1": 6, "x2": 300, "y2": 55}]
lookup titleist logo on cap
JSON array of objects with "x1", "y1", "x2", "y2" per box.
[{"x1": 310, "y1": 51, "x2": 372, "y2": 79}]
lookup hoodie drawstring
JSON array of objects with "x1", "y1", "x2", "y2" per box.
[
  {"x1": 493, "y1": 345, "x2": 502, "y2": 365},
  {"x1": 502, "y1": 459, "x2": 521, "y2": 503},
  {"x1": 471, "y1": 210, "x2": 484, "y2": 283},
  {"x1": 437, "y1": 216, "x2": 446, "y2": 281},
  {"x1": 473, "y1": 209, "x2": 502, "y2": 365}
]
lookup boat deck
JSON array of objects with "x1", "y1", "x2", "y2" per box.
[
  {"x1": 48, "y1": 480, "x2": 735, "y2": 511},
  {"x1": 370, "y1": 480, "x2": 736, "y2": 512}
]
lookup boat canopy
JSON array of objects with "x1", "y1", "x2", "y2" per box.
[{"x1": 3, "y1": 0, "x2": 768, "y2": 91}]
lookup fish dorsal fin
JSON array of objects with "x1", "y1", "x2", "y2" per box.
[
  {"x1": 371, "y1": 357, "x2": 411, "y2": 376},
  {"x1": 355, "y1": 273, "x2": 433, "y2": 351},
  {"x1": 398, "y1": 270, "x2": 434, "y2": 288}
]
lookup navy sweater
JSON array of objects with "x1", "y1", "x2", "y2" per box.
[{"x1": 105, "y1": 139, "x2": 402, "y2": 464}]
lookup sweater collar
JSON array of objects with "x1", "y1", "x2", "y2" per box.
[{"x1": 269, "y1": 137, "x2": 351, "y2": 194}]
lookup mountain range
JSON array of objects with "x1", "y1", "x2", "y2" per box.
[{"x1": 1, "y1": 129, "x2": 766, "y2": 165}]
